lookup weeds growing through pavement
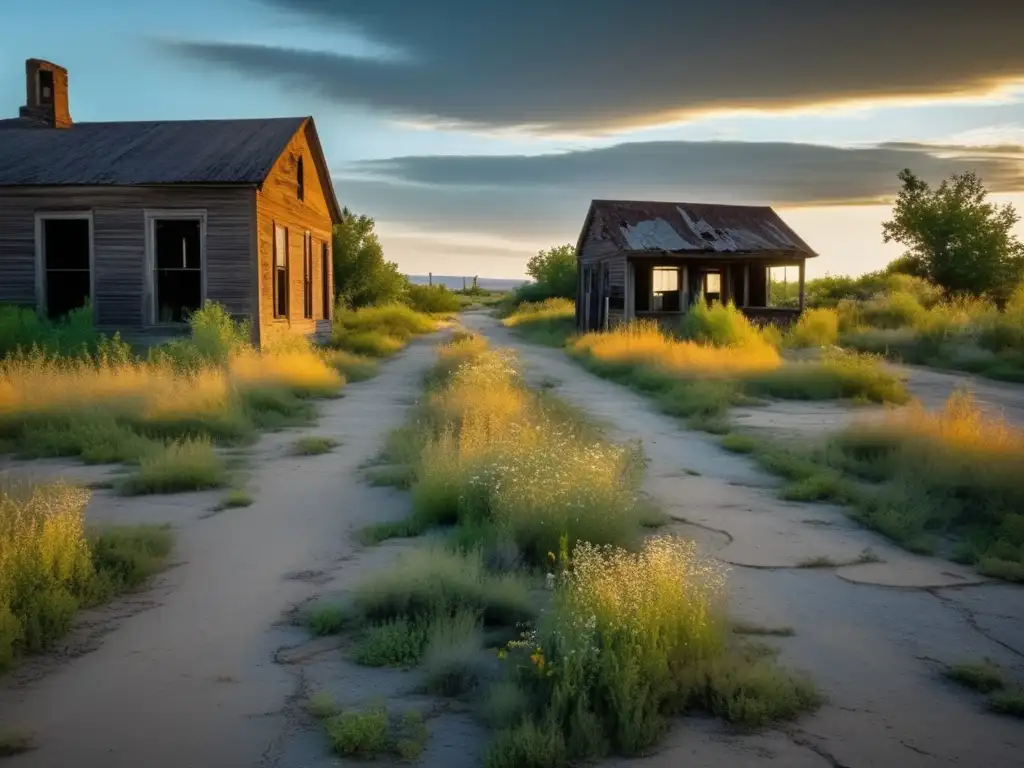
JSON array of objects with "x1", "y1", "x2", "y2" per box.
[
  {"x1": 292, "y1": 436, "x2": 340, "y2": 455},
  {"x1": 306, "y1": 693, "x2": 430, "y2": 759}
]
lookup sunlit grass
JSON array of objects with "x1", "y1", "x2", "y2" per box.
[
  {"x1": 118, "y1": 437, "x2": 227, "y2": 495},
  {"x1": 573, "y1": 319, "x2": 780, "y2": 377},
  {"x1": 331, "y1": 303, "x2": 439, "y2": 358},
  {"x1": 501, "y1": 298, "x2": 576, "y2": 346},
  {"x1": 567, "y1": 318, "x2": 905, "y2": 431},
  {"x1": 487, "y1": 537, "x2": 821, "y2": 764},
  {"x1": 409, "y1": 340, "x2": 646, "y2": 564},
  {"x1": 0, "y1": 480, "x2": 173, "y2": 672},
  {"x1": 0, "y1": 305, "x2": 344, "y2": 467},
  {"x1": 830, "y1": 390, "x2": 1024, "y2": 577}
]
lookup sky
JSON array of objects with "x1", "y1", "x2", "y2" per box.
[{"x1": 4, "y1": 0, "x2": 1024, "y2": 280}]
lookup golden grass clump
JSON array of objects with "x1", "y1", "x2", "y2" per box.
[
  {"x1": 501, "y1": 298, "x2": 575, "y2": 327},
  {"x1": 488, "y1": 536, "x2": 819, "y2": 763},
  {"x1": 413, "y1": 343, "x2": 644, "y2": 562},
  {"x1": 0, "y1": 481, "x2": 93, "y2": 669},
  {"x1": 572, "y1": 320, "x2": 781, "y2": 377},
  {"x1": 832, "y1": 390, "x2": 1024, "y2": 577},
  {"x1": 229, "y1": 347, "x2": 343, "y2": 397},
  {"x1": 884, "y1": 389, "x2": 1024, "y2": 453}
]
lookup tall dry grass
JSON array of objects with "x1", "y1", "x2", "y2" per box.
[
  {"x1": 331, "y1": 303, "x2": 439, "y2": 358},
  {"x1": 0, "y1": 303, "x2": 344, "y2": 461},
  {"x1": 487, "y1": 537, "x2": 821, "y2": 765},
  {"x1": 0, "y1": 480, "x2": 173, "y2": 671},
  {"x1": 831, "y1": 390, "x2": 1024, "y2": 578},
  {"x1": 411, "y1": 338, "x2": 645, "y2": 564}
]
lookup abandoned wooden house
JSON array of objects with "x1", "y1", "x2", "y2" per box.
[
  {"x1": 0, "y1": 58, "x2": 343, "y2": 345},
  {"x1": 574, "y1": 200, "x2": 818, "y2": 332}
]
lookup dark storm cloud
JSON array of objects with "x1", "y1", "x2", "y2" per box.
[
  {"x1": 168, "y1": 1, "x2": 1024, "y2": 131},
  {"x1": 334, "y1": 139, "x2": 1024, "y2": 236}
]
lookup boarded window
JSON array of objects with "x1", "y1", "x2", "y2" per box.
[
  {"x1": 153, "y1": 219, "x2": 202, "y2": 323},
  {"x1": 303, "y1": 232, "x2": 313, "y2": 319},
  {"x1": 652, "y1": 266, "x2": 680, "y2": 311},
  {"x1": 274, "y1": 224, "x2": 288, "y2": 318},
  {"x1": 42, "y1": 217, "x2": 90, "y2": 319}
]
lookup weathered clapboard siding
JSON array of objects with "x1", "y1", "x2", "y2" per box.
[
  {"x1": 0, "y1": 185, "x2": 256, "y2": 327},
  {"x1": 255, "y1": 121, "x2": 334, "y2": 346}
]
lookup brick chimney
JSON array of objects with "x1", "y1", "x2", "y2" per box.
[{"x1": 18, "y1": 59, "x2": 72, "y2": 128}]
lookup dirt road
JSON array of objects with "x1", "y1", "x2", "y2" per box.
[
  {"x1": 464, "y1": 312, "x2": 1024, "y2": 768},
  {"x1": 0, "y1": 335, "x2": 457, "y2": 768}
]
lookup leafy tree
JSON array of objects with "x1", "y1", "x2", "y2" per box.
[
  {"x1": 332, "y1": 208, "x2": 408, "y2": 308},
  {"x1": 521, "y1": 244, "x2": 577, "y2": 301},
  {"x1": 882, "y1": 169, "x2": 1024, "y2": 302}
]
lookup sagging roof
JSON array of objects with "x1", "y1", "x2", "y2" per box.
[{"x1": 582, "y1": 200, "x2": 818, "y2": 258}]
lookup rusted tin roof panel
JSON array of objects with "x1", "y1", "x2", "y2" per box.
[{"x1": 590, "y1": 200, "x2": 817, "y2": 257}]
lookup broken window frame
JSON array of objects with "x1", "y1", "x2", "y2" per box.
[
  {"x1": 302, "y1": 231, "x2": 313, "y2": 319},
  {"x1": 651, "y1": 265, "x2": 680, "y2": 312},
  {"x1": 297, "y1": 156, "x2": 305, "y2": 201},
  {"x1": 35, "y1": 211, "x2": 94, "y2": 320},
  {"x1": 274, "y1": 223, "x2": 289, "y2": 319},
  {"x1": 321, "y1": 241, "x2": 332, "y2": 320},
  {"x1": 144, "y1": 210, "x2": 206, "y2": 326}
]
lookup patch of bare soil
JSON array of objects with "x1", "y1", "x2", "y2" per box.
[
  {"x1": 464, "y1": 312, "x2": 1024, "y2": 768},
  {"x1": 0, "y1": 334, "x2": 490, "y2": 768}
]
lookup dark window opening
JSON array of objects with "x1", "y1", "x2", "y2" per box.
[
  {"x1": 38, "y1": 70, "x2": 54, "y2": 105},
  {"x1": 302, "y1": 233, "x2": 313, "y2": 319},
  {"x1": 42, "y1": 218, "x2": 90, "y2": 319},
  {"x1": 297, "y1": 156, "x2": 305, "y2": 201},
  {"x1": 274, "y1": 224, "x2": 289, "y2": 318},
  {"x1": 154, "y1": 219, "x2": 202, "y2": 323},
  {"x1": 321, "y1": 242, "x2": 331, "y2": 319}
]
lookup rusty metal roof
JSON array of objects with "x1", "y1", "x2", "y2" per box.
[
  {"x1": 0, "y1": 117, "x2": 305, "y2": 187},
  {"x1": 586, "y1": 200, "x2": 818, "y2": 257}
]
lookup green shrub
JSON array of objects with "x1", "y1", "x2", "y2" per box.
[
  {"x1": 421, "y1": 609, "x2": 486, "y2": 696},
  {"x1": 355, "y1": 617, "x2": 429, "y2": 667},
  {"x1": 677, "y1": 300, "x2": 766, "y2": 347},
  {"x1": 0, "y1": 480, "x2": 173, "y2": 672},
  {"x1": 292, "y1": 436, "x2": 339, "y2": 455},
  {"x1": 119, "y1": 438, "x2": 227, "y2": 495},
  {"x1": 406, "y1": 284, "x2": 461, "y2": 313},
  {"x1": 499, "y1": 537, "x2": 820, "y2": 762},
  {"x1": 944, "y1": 662, "x2": 1005, "y2": 693},
  {"x1": 787, "y1": 308, "x2": 839, "y2": 348},
  {"x1": 306, "y1": 603, "x2": 350, "y2": 636},
  {"x1": 989, "y1": 689, "x2": 1024, "y2": 718},
  {"x1": 0, "y1": 303, "x2": 128, "y2": 360},
  {"x1": 324, "y1": 707, "x2": 390, "y2": 757},
  {"x1": 352, "y1": 547, "x2": 534, "y2": 627}
]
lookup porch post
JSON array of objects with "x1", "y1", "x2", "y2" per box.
[
  {"x1": 680, "y1": 264, "x2": 689, "y2": 309},
  {"x1": 625, "y1": 260, "x2": 635, "y2": 322},
  {"x1": 798, "y1": 261, "x2": 806, "y2": 312},
  {"x1": 743, "y1": 263, "x2": 750, "y2": 308}
]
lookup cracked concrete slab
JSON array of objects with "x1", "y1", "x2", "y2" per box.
[{"x1": 464, "y1": 312, "x2": 1024, "y2": 768}]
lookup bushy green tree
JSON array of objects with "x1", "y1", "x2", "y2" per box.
[
  {"x1": 882, "y1": 169, "x2": 1024, "y2": 302},
  {"x1": 332, "y1": 208, "x2": 408, "y2": 308},
  {"x1": 523, "y1": 244, "x2": 577, "y2": 300}
]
